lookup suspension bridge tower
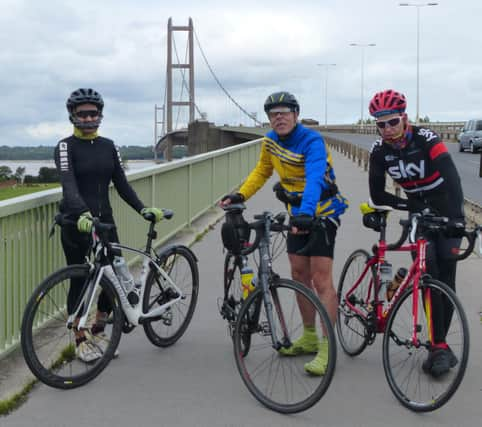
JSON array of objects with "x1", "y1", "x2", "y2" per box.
[{"x1": 166, "y1": 17, "x2": 195, "y2": 132}]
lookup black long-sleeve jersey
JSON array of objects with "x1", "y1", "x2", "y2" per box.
[
  {"x1": 369, "y1": 126, "x2": 465, "y2": 219},
  {"x1": 54, "y1": 135, "x2": 145, "y2": 218}
]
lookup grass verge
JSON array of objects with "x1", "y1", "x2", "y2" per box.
[
  {"x1": 0, "y1": 183, "x2": 59, "y2": 201},
  {"x1": 0, "y1": 379, "x2": 36, "y2": 416}
]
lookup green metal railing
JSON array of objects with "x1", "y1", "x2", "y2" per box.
[{"x1": 0, "y1": 139, "x2": 261, "y2": 357}]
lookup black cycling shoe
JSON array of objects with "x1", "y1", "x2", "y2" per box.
[{"x1": 422, "y1": 347, "x2": 458, "y2": 378}]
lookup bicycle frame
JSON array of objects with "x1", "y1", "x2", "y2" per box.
[
  {"x1": 70, "y1": 229, "x2": 184, "y2": 330},
  {"x1": 344, "y1": 215, "x2": 432, "y2": 346},
  {"x1": 256, "y1": 214, "x2": 286, "y2": 349},
  {"x1": 241, "y1": 212, "x2": 292, "y2": 350}
]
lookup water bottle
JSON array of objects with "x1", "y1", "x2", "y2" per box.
[
  {"x1": 127, "y1": 262, "x2": 147, "y2": 306},
  {"x1": 386, "y1": 267, "x2": 408, "y2": 301},
  {"x1": 113, "y1": 256, "x2": 135, "y2": 294},
  {"x1": 240, "y1": 265, "x2": 254, "y2": 299},
  {"x1": 127, "y1": 283, "x2": 141, "y2": 306},
  {"x1": 378, "y1": 261, "x2": 392, "y2": 302}
]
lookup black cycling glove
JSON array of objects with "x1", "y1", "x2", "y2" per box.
[
  {"x1": 289, "y1": 214, "x2": 313, "y2": 231},
  {"x1": 221, "y1": 193, "x2": 245, "y2": 204},
  {"x1": 407, "y1": 198, "x2": 428, "y2": 213},
  {"x1": 444, "y1": 218, "x2": 466, "y2": 238}
]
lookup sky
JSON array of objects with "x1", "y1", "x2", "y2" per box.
[{"x1": 0, "y1": 0, "x2": 481, "y2": 147}]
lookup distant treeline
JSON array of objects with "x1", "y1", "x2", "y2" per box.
[{"x1": 0, "y1": 145, "x2": 155, "y2": 160}]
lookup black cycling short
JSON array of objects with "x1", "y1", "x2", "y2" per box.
[{"x1": 287, "y1": 219, "x2": 338, "y2": 258}]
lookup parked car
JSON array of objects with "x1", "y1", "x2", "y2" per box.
[{"x1": 459, "y1": 119, "x2": 482, "y2": 153}]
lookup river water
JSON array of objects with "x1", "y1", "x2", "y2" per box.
[{"x1": 0, "y1": 160, "x2": 160, "y2": 176}]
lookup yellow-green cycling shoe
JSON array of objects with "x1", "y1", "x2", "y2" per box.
[
  {"x1": 278, "y1": 333, "x2": 319, "y2": 356},
  {"x1": 304, "y1": 338, "x2": 329, "y2": 376}
]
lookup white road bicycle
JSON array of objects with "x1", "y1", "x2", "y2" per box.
[{"x1": 21, "y1": 210, "x2": 199, "y2": 389}]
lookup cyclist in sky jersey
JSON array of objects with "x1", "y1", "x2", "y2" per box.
[{"x1": 367, "y1": 89, "x2": 466, "y2": 378}]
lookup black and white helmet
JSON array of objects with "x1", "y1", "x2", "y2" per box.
[{"x1": 66, "y1": 88, "x2": 104, "y2": 129}]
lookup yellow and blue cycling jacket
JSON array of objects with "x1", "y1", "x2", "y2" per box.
[{"x1": 238, "y1": 124, "x2": 348, "y2": 218}]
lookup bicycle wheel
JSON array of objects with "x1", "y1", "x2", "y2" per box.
[
  {"x1": 336, "y1": 249, "x2": 371, "y2": 356},
  {"x1": 383, "y1": 278, "x2": 469, "y2": 412},
  {"x1": 233, "y1": 278, "x2": 336, "y2": 414},
  {"x1": 143, "y1": 245, "x2": 199, "y2": 347},
  {"x1": 21, "y1": 265, "x2": 123, "y2": 389}
]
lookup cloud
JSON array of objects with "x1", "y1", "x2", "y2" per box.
[
  {"x1": 0, "y1": 0, "x2": 481, "y2": 146},
  {"x1": 25, "y1": 121, "x2": 71, "y2": 140}
]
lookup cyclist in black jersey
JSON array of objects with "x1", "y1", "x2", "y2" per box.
[
  {"x1": 54, "y1": 88, "x2": 163, "y2": 362},
  {"x1": 367, "y1": 89, "x2": 466, "y2": 378}
]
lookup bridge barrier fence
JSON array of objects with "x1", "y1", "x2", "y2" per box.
[
  {"x1": 0, "y1": 139, "x2": 262, "y2": 358},
  {"x1": 325, "y1": 135, "x2": 482, "y2": 227},
  {"x1": 318, "y1": 122, "x2": 464, "y2": 142}
]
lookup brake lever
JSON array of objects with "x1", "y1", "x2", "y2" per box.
[{"x1": 409, "y1": 214, "x2": 419, "y2": 243}]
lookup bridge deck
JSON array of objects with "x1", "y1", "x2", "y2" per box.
[{"x1": 1, "y1": 149, "x2": 482, "y2": 426}]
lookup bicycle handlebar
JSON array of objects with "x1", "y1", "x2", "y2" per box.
[
  {"x1": 50, "y1": 208, "x2": 174, "y2": 239},
  {"x1": 222, "y1": 205, "x2": 328, "y2": 256},
  {"x1": 142, "y1": 208, "x2": 174, "y2": 222},
  {"x1": 239, "y1": 212, "x2": 290, "y2": 255},
  {"x1": 294, "y1": 217, "x2": 336, "y2": 256},
  {"x1": 384, "y1": 212, "x2": 481, "y2": 261}
]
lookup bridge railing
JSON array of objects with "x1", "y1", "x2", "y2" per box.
[
  {"x1": 325, "y1": 135, "x2": 482, "y2": 226},
  {"x1": 319, "y1": 122, "x2": 465, "y2": 142},
  {"x1": 0, "y1": 139, "x2": 261, "y2": 357}
]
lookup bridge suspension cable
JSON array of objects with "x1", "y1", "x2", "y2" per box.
[
  {"x1": 171, "y1": 35, "x2": 203, "y2": 128},
  {"x1": 193, "y1": 28, "x2": 262, "y2": 126}
]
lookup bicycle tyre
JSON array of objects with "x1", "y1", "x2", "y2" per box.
[
  {"x1": 143, "y1": 245, "x2": 199, "y2": 347},
  {"x1": 233, "y1": 278, "x2": 336, "y2": 414},
  {"x1": 21, "y1": 265, "x2": 123, "y2": 389},
  {"x1": 222, "y1": 253, "x2": 251, "y2": 355},
  {"x1": 383, "y1": 278, "x2": 469, "y2": 412},
  {"x1": 336, "y1": 249, "x2": 371, "y2": 356}
]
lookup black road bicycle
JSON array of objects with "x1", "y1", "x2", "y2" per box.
[{"x1": 219, "y1": 204, "x2": 336, "y2": 414}]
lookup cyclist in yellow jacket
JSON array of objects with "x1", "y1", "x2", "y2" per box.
[{"x1": 221, "y1": 91, "x2": 348, "y2": 375}]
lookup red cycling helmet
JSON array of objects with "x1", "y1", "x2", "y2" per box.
[{"x1": 369, "y1": 89, "x2": 407, "y2": 118}]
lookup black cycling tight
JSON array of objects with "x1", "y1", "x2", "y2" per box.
[
  {"x1": 61, "y1": 220, "x2": 120, "y2": 314},
  {"x1": 417, "y1": 234, "x2": 461, "y2": 344}
]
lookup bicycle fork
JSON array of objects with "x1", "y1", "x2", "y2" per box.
[
  {"x1": 257, "y1": 233, "x2": 289, "y2": 350},
  {"x1": 68, "y1": 265, "x2": 108, "y2": 330}
]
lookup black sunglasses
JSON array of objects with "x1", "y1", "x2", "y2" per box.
[
  {"x1": 376, "y1": 116, "x2": 402, "y2": 129},
  {"x1": 75, "y1": 110, "x2": 100, "y2": 119}
]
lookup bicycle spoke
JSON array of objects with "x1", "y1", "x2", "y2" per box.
[
  {"x1": 383, "y1": 279, "x2": 469, "y2": 412},
  {"x1": 233, "y1": 279, "x2": 336, "y2": 413},
  {"x1": 143, "y1": 246, "x2": 199, "y2": 347},
  {"x1": 21, "y1": 265, "x2": 123, "y2": 389}
]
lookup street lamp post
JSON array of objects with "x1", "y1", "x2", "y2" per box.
[
  {"x1": 399, "y1": 2, "x2": 439, "y2": 124},
  {"x1": 317, "y1": 63, "x2": 336, "y2": 127},
  {"x1": 350, "y1": 43, "x2": 376, "y2": 128}
]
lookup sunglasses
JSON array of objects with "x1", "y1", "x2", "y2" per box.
[
  {"x1": 75, "y1": 110, "x2": 100, "y2": 119},
  {"x1": 268, "y1": 107, "x2": 293, "y2": 119},
  {"x1": 376, "y1": 116, "x2": 402, "y2": 129}
]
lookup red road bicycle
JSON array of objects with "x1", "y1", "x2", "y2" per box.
[{"x1": 337, "y1": 205, "x2": 480, "y2": 412}]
